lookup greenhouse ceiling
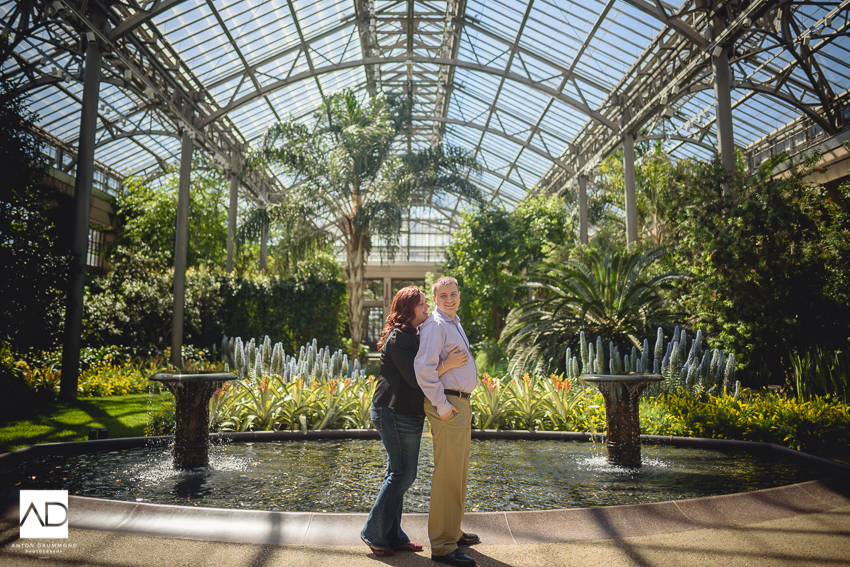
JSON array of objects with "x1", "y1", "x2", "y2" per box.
[{"x1": 3, "y1": 0, "x2": 849, "y2": 231}]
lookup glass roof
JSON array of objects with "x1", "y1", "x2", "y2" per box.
[{"x1": 3, "y1": 0, "x2": 849, "y2": 235}]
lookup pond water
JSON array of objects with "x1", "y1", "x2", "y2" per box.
[{"x1": 3, "y1": 439, "x2": 842, "y2": 512}]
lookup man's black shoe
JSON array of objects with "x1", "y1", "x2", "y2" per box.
[
  {"x1": 432, "y1": 548, "x2": 476, "y2": 566},
  {"x1": 457, "y1": 532, "x2": 480, "y2": 546}
]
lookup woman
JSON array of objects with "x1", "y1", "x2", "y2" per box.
[{"x1": 361, "y1": 286, "x2": 468, "y2": 557}]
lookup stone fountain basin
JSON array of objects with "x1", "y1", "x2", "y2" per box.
[
  {"x1": 149, "y1": 370, "x2": 236, "y2": 469},
  {"x1": 579, "y1": 372, "x2": 665, "y2": 467},
  {"x1": 150, "y1": 372, "x2": 236, "y2": 383},
  {"x1": 579, "y1": 373, "x2": 664, "y2": 384},
  {"x1": 1, "y1": 430, "x2": 848, "y2": 545}
]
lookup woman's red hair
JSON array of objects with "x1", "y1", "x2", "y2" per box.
[{"x1": 377, "y1": 286, "x2": 424, "y2": 350}]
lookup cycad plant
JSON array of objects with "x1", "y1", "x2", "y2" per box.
[{"x1": 501, "y1": 247, "x2": 679, "y2": 375}]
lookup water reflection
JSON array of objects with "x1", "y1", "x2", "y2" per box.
[{"x1": 2, "y1": 439, "x2": 843, "y2": 512}]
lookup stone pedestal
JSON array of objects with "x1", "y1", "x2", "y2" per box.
[
  {"x1": 579, "y1": 374, "x2": 663, "y2": 467},
  {"x1": 150, "y1": 372, "x2": 235, "y2": 469}
]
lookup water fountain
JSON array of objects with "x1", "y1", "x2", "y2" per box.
[
  {"x1": 579, "y1": 373, "x2": 663, "y2": 466},
  {"x1": 567, "y1": 328, "x2": 738, "y2": 467},
  {"x1": 3, "y1": 333, "x2": 847, "y2": 537},
  {"x1": 149, "y1": 371, "x2": 235, "y2": 469}
]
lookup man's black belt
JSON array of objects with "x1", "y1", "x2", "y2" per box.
[{"x1": 444, "y1": 389, "x2": 471, "y2": 399}]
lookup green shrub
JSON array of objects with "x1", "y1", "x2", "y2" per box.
[
  {"x1": 646, "y1": 390, "x2": 850, "y2": 454},
  {"x1": 668, "y1": 158, "x2": 850, "y2": 385},
  {"x1": 0, "y1": 76, "x2": 70, "y2": 353},
  {"x1": 78, "y1": 359, "x2": 163, "y2": 397},
  {"x1": 84, "y1": 254, "x2": 347, "y2": 354},
  {"x1": 220, "y1": 272, "x2": 347, "y2": 355},
  {"x1": 145, "y1": 401, "x2": 175, "y2": 436},
  {"x1": 789, "y1": 347, "x2": 850, "y2": 403}
]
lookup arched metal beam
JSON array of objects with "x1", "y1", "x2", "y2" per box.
[
  {"x1": 620, "y1": 0, "x2": 707, "y2": 48},
  {"x1": 414, "y1": 115, "x2": 574, "y2": 176},
  {"x1": 201, "y1": 56, "x2": 619, "y2": 131},
  {"x1": 94, "y1": 129, "x2": 178, "y2": 148},
  {"x1": 11, "y1": 75, "x2": 63, "y2": 95},
  {"x1": 575, "y1": 75, "x2": 835, "y2": 180},
  {"x1": 108, "y1": 0, "x2": 191, "y2": 41},
  {"x1": 672, "y1": 80, "x2": 834, "y2": 136},
  {"x1": 636, "y1": 134, "x2": 717, "y2": 153}
]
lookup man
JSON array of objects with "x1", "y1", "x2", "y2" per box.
[{"x1": 414, "y1": 276, "x2": 480, "y2": 567}]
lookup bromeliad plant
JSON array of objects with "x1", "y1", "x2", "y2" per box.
[
  {"x1": 470, "y1": 371, "x2": 585, "y2": 431},
  {"x1": 540, "y1": 373, "x2": 585, "y2": 431},
  {"x1": 506, "y1": 372, "x2": 549, "y2": 430},
  {"x1": 209, "y1": 370, "x2": 378, "y2": 432},
  {"x1": 470, "y1": 373, "x2": 510, "y2": 430}
]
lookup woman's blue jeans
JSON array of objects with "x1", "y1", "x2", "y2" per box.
[{"x1": 360, "y1": 403, "x2": 425, "y2": 550}]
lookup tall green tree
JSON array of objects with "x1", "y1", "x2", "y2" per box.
[
  {"x1": 258, "y1": 89, "x2": 481, "y2": 355},
  {"x1": 590, "y1": 141, "x2": 687, "y2": 250},
  {"x1": 501, "y1": 248, "x2": 679, "y2": 375},
  {"x1": 235, "y1": 201, "x2": 339, "y2": 278},
  {"x1": 443, "y1": 195, "x2": 573, "y2": 345},
  {"x1": 0, "y1": 73, "x2": 69, "y2": 351},
  {"x1": 112, "y1": 164, "x2": 229, "y2": 269},
  {"x1": 668, "y1": 155, "x2": 850, "y2": 385}
]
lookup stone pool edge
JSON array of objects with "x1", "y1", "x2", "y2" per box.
[{"x1": 2, "y1": 431, "x2": 849, "y2": 546}]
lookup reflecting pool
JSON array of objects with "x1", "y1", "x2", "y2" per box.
[{"x1": 3, "y1": 439, "x2": 842, "y2": 512}]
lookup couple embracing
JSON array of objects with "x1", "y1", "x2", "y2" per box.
[{"x1": 360, "y1": 276, "x2": 479, "y2": 567}]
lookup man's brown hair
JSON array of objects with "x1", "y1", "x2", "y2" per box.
[{"x1": 431, "y1": 276, "x2": 459, "y2": 295}]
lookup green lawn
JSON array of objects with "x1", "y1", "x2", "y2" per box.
[{"x1": 0, "y1": 393, "x2": 172, "y2": 452}]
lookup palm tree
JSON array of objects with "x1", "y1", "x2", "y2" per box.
[
  {"x1": 255, "y1": 89, "x2": 481, "y2": 355},
  {"x1": 501, "y1": 247, "x2": 680, "y2": 375}
]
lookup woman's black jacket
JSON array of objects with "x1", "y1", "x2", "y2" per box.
[{"x1": 372, "y1": 327, "x2": 425, "y2": 416}]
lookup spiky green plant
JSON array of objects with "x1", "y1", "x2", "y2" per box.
[
  {"x1": 501, "y1": 247, "x2": 679, "y2": 375},
  {"x1": 565, "y1": 328, "x2": 740, "y2": 400},
  {"x1": 222, "y1": 335, "x2": 365, "y2": 384},
  {"x1": 789, "y1": 347, "x2": 850, "y2": 403}
]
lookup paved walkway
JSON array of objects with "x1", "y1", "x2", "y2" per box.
[
  {"x1": 2, "y1": 474, "x2": 850, "y2": 567},
  {"x1": 2, "y1": 436, "x2": 848, "y2": 566},
  {"x1": 1, "y1": 505, "x2": 849, "y2": 566}
]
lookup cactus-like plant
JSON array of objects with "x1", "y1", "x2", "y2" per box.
[
  {"x1": 564, "y1": 326, "x2": 741, "y2": 398},
  {"x1": 224, "y1": 335, "x2": 368, "y2": 383}
]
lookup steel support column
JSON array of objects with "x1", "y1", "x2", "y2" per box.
[
  {"x1": 259, "y1": 215, "x2": 268, "y2": 272},
  {"x1": 622, "y1": 131, "x2": 638, "y2": 245},
  {"x1": 578, "y1": 175, "x2": 588, "y2": 245},
  {"x1": 226, "y1": 170, "x2": 238, "y2": 272},
  {"x1": 709, "y1": 4, "x2": 736, "y2": 180},
  {"x1": 171, "y1": 127, "x2": 193, "y2": 369},
  {"x1": 713, "y1": 47, "x2": 736, "y2": 175},
  {"x1": 577, "y1": 152, "x2": 588, "y2": 244},
  {"x1": 60, "y1": 13, "x2": 105, "y2": 401}
]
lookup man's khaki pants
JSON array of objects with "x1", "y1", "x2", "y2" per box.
[{"x1": 424, "y1": 394, "x2": 472, "y2": 556}]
